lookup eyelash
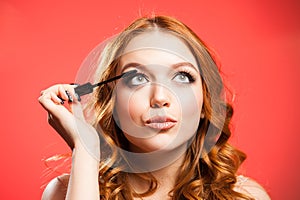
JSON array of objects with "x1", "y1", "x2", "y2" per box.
[
  {"x1": 174, "y1": 70, "x2": 196, "y2": 83},
  {"x1": 123, "y1": 72, "x2": 149, "y2": 86}
]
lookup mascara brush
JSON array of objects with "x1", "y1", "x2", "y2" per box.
[
  {"x1": 58, "y1": 69, "x2": 137, "y2": 103},
  {"x1": 74, "y1": 69, "x2": 137, "y2": 98}
]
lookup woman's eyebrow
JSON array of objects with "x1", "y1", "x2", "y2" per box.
[
  {"x1": 172, "y1": 62, "x2": 199, "y2": 72},
  {"x1": 121, "y1": 62, "x2": 148, "y2": 72},
  {"x1": 121, "y1": 62, "x2": 198, "y2": 73}
]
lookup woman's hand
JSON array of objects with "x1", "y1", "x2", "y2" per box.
[
  {"x1": 40, "y1": 84, "x2": 101, "y2": 200},
  {"x1": 38, "y1": 84, "x2": 100, "y2": 159}
]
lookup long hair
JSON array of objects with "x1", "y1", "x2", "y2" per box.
[{"x1": 88, "y1": 15, "x2": 253, "y2": 200}]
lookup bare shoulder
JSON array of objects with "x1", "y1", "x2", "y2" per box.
[
  {"x1": 41, "y1": 174, "x2": 70, "y2": 200},
  {"x1": 234, "y1": 175, "x2": 271, "y2": 200}
]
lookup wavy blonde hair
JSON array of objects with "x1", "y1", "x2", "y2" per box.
[{"x1": 86, "y1": 15, "x2": 253, "y2": 200}]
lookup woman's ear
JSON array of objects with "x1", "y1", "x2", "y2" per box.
[
  {"x1": 200, "y1": 112, "x2": 205, "y2": 119},
  {"x1": 200, "y1": 106, "x2": 205, "y2": 119}
]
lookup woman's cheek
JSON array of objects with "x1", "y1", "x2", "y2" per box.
[
  {"x1": 114, "y1": 90, "x2": 132, "y2": 130},
  {"x1": 176, "y1": 89, "x2": 203, "y2": 132},
  {"x1": 176, "y1": 86, "x2": 202, "y2": 114},
  {"x1": 114, "y1": 89, "x2": 150, "y2": 138},
  {"x1": 128, "y1": 93, "x2": 147, "y2": 124}
]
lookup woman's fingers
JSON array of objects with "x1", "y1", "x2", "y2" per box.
[
  {"x1": 58, "y1": 85, "x2": 69, "y2": 101},
  {"x1": 38, "y1": 84, "x2": 90, "y2": 150},
  {"x1": 39, "y1": 84, "x2": 79, "y2": 111},
  {"x1": 40, "y1": 85, "x2": 100, "y2": 156},
  {"x1": 50, "y1": 92, "x2": 64, "y2": 105}
]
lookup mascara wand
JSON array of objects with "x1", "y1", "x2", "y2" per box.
[{"x1": 74, "y1": 69, "x2": 137, "y2": 99}]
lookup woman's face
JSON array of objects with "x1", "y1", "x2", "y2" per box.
[{"x1": 114, "y1": 31, "x2": 203, "y2": 153}]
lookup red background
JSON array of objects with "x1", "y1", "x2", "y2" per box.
[{"x1": 0, "y1": 0, "x2": 299, "y2": 199}]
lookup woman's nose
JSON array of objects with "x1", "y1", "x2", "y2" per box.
[{"x1": 150, "y1": 83, "x2": 171, "y2": 108}]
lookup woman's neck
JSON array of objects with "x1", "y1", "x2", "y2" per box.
[
  {"x1": 128, "y1": 153, "x2": 185, "y2": 199},
  {"x1": 152, "y1": 152, "x2": 184, "y2": 185}
]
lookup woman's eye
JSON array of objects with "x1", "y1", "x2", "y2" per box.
[
  {"x1": 125, "y1": 73, "x2": 149, "y2": 86},
  {"x1": 173, "y1": 72, "x2": 195, "y2": 83}
]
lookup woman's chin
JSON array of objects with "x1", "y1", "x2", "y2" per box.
[{"x1": 128, "y1": 133, "x2": 187, "y2": 153}]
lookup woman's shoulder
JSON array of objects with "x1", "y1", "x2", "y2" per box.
[
  {"x1": 234, "y1": 175, "x2": 271, "y2": 200},
  {"x1": 41, "y1": 174, "x2": 70, "y2": 200}
]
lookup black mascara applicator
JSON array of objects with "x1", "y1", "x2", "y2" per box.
[{"x1": 74, "y1": 69, "x2": 137, "y2": 100}]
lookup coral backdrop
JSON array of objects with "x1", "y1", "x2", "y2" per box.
[{"x1": 0, "y1": 1, "x2": 299, "y2": 199}]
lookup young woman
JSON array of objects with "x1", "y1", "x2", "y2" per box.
[{"x1": 39, "y1": 15, "x2": 270, "y2": 199}]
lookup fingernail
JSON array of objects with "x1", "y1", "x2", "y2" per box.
[
  {"x1": 65, "y1": 90, "x2": 73, "y2": 102},
  {"x1": 75, "y1": 93, "x2": 81, "y2": 102},
  {"x1": 58, "y1": 96, "x2": 65, "y2": 104}
]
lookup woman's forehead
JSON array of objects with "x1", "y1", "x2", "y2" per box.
[{"x1": 121, "y1": 31, "x2": 197, "y2": 66}]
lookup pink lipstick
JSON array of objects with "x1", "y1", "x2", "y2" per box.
[{"x1": 145, "y1": 116, "x2": 177, "y2": 131}]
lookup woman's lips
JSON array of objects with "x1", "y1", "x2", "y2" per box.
[{"x1": 145, "y1": 116, "x2": 177, "y2": 131}]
